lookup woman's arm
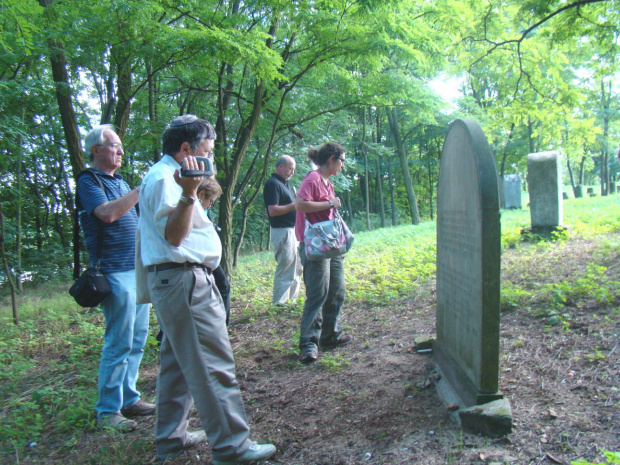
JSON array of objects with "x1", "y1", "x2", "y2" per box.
[{"x1": 295, "y1": 195, "x2": 341, "y2": 213}]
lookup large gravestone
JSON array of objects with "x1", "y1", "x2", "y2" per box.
[
  {"x1": 435, "y1": 119, "x2": 503, "y2": 408},
  {"x1": 527, "y1": 151, "x2": 563, "y2": 228},
  {"x1": 503, "y1": 174, "x2": 522, "y2": 209}
]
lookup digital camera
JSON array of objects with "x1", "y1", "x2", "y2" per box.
[{"x1": 180, "y1": 156, "x2": 214, "y2": 177}]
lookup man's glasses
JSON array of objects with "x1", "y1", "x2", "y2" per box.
[
  {"x1": 169, "y1": 114, "x2": 198, "y2": 128},
  {"x1": 337, "y1": 157, "x2": 346, "y2": 164},
  {"x1": 97, "y1": 143, "x2": 123, "y2": 151}
]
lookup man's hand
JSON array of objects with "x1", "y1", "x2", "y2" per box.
[{"x1": 173, "y1": 157, "x2": 205, "y2": 197}]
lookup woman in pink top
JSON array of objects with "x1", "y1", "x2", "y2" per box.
[{"x1": 295, "y1": 142, "x2": 352, "y2": 364}]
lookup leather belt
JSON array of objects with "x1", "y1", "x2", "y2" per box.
[{"x1": 147, "y1": 262, "x2": 212, "y2": 274}]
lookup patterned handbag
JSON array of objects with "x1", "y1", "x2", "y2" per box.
[{"x1": 304, "y1": 210, "x2": 354, "y2": 261}]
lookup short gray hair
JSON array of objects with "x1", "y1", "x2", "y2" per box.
[
  {"x1": 276, "y1": 155, "x2": 294, "y2": 168},
  {"x1": 84, "y1": 124, "x2": 115, "y2": 161}
]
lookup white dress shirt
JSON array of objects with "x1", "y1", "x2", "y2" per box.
[{"x1": 138, "y1": 155, "x2": 221, "y2": 270}]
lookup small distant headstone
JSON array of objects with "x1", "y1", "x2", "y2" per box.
[
  {"x1": 617, "y1": 185, "x2": 620, "y2": 194},
  {"x1": 562, "y1": 192, "x2": 569, "y2": 200},
  {"x1": 436, "y1": 119, "x2": 504, "y2": 414},
  {"x1": 527, "y1": 151, "x2": 563, "y2": 228},
  {"x1": 610, "y1": 182, "x2": 616, "y2": 194},
  {"x1": 503, "y1": 174, "x2": 522, "y2": 209},
  {"x1": 587, "y1": 187, "x2": 594, "y2": 195},
  {"x1": 574, "y1": 185, "x2": 583, "y2": 198}
]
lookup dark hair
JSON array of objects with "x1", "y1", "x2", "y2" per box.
[
  {"x1": 162, "y1": 115, "x2": 216, "y2": 156},
  {"x1": 307, "y1": 142, "x2": 345, "y2": 166},
  {"x1": 197, "y1": 176, "x2": 222, "y2": 201}
]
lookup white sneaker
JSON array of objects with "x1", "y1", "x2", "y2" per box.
[
  {"x1": 157, "y1": 430, "x2": 208, "y2": 460},
  {"x1": 212, "y1": 441, "x2": 276, "y2": 464}
]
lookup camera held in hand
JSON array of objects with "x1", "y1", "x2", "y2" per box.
[{"x1": 180, "y1": 156, "x2": 214, "y2": 177}]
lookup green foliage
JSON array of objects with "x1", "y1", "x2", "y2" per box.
[
  {"x1": 318, "y1": 353, "x2": 349, "y2": 373},
  {"x1": 572, "y1": 450, "x2": 620, "y2": 465},
  {"x1": 0, "y1": 291, "x2": 159, "y2": 453}
]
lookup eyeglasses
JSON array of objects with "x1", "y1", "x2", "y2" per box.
[
  {"x1": 337, "y1": 157, "x2": 346, "y2": 164},
  {"x1": 97, "y1": 143, "x2": 123, "y2": 151},
  {"x1": 169, "y1": 114, "x2": 198, "y2": 128}
]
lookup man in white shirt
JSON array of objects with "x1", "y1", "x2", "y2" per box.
[{"x1": 138, "y1": 115, "x2": 275, "y2": 464}]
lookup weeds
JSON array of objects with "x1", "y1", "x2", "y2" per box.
[
  {"x1": 318, "y1": 353, "x2": 349, "y2": 373},
  {"x1": 572, "y1": 450, "x2": 620, "y2": 465}
]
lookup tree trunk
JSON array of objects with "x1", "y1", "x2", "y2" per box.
[
  {"x1": 359, "y1": 110, "x2": 371, "y2": 230},
  {"x1": 233, "y1": 203, "x2": 251, "y2": 268},
  {"x1": 386, "y1": 157, "x2": 397, "y2": 226},
  {"x1": 375, "y1": 112, "x2": 385, "y2": 228},
  {"x1": 16, "y1": 106, "x2": 24, "y2": 292},
  {"x1": 600, "y1": 78, "x2": 611, "y2": 196},
  {"x1": 376, "y1": 159, "x2": 385, "y2": 228},
  {"x1": 566, "y1": 157, "x2": 577, "y2": 197},
  {"x1": 147, "y1": 60, "x2": 161, "y2": 163},
  {"x1": 38, "y1": 0, "x2": 86, "y2": 179},
  {"x1": 387, "y1": 107, "x2": 420, "y2": 225},
  {"x1": 0, "y1": 204, "x2": 19, "y2": 326}
]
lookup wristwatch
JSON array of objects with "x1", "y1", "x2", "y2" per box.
[
  {"x1": 179, "y1": 195, "x2": 196, "y2": 206},
  {"x1": 328, "y1": 199, "x2": 334, "y2": 209}
]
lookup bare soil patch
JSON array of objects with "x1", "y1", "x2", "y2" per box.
[{"x1": 10, "y1": 236, "x2": 620, "y2": 464}]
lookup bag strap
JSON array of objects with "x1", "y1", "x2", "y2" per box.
[{"x1": 74, "y1": 169, "x2": 109, "y2": 273}]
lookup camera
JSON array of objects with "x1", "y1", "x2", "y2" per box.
[{"x1": 180, "y1": 156, "x2": 214, "y2": 177}]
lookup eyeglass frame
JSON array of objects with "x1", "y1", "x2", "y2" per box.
[{"x1": 96, "y1": 143, "x2": 124, "y2": 151}]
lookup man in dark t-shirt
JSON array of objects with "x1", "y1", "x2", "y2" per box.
[
  {"x1": 263, "y1": 155, "x2": 302, "y2": 305},
  {"x1": 77, "y1": 124, "x2": 154, "y2": 432}
]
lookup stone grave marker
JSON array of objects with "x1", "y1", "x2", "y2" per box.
[
  {"x1": 435, "y1": 119, "x2": 504, "y2": 414},
  {"x1": 527, "y1": 151, "x2": 563, "y2": 230},
  {"x1": 503, "y1": 174, "x2": 522, "y2": 209}
]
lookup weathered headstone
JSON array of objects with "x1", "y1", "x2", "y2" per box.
[
  {"x1": 527, "y1": 151, "x2": 563, "y2": 229},
  {"x1": 574, "y1": 185, "x2": 583, "y2": 198},
  {"x1": 436, "y1": 119, "x2": 504, "y2": 413},
  {"x1": 503, "y1": 174, "x2": 522, "y2": 209}
]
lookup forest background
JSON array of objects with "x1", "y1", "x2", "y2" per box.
[{"x1": 0, "y1": 0, "x2": 619, "y2": 286}]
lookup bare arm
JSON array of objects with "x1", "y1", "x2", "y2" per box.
[
  {"x1": 164, "y1": 157, "x2": 204, "y2": 247},
  {"x1": 93, "y1": 188, "x2": 140, "y2": 223},
  {"x1": 295, "y1": 195, "x2": 341, "y2": 213},
  {"x1": 267, "y1": 203, "x2": 296, "y2": 217}
]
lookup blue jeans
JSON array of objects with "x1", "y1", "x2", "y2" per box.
[
  {"x1": 299, "y1": 246, "x2": 346, "y2": 352},
  {"x1": 95, "y1": 269, "x2": 150, "y2": 418}
]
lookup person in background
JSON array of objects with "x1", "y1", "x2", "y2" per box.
[
  {"x1": 263, "y1": 155, "x2": 302, "y2": 305},
  {"x1": 138, "y1": 115, "x2": 275, "y2": 463},
  {"x1": 78, "y1": 124, "x2": 154, "y2": 431},
  {"x1": 294, "y1": 142, "x2": 352, "y2": 364},
  {"x1": 197, "y1": 176, "x2": 231, "y2": 325}
]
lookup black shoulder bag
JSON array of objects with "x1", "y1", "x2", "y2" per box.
[{"x1": 69, "y1": 170, "x2": 112, "y2": 307}]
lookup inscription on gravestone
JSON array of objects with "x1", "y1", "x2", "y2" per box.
[{"x1": 435, "y1": 119, "x2": 503, "y2": 407}]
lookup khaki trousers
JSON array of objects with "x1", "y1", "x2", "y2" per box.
[{"x1": 148, "y1": 266, "x2": 251, "y2": 461}]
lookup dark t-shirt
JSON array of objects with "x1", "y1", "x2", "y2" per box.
[
  {"x1": 263, "y1": 173, "x2": 296, "y2": 228},
  {"x1": 77, "y1": 169, "x2": 138, "y2": 274}
]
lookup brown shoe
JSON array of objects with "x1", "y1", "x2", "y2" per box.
[
  {"x1": 301, "y1": 347, "x2": 318, "y2": 364},
  {"x1": 121, "y1": 399, "x2": 156, "y2": 416},
  {"x1": 97, "y1": 413, "x2": 137, "y2": 432},
  {"x1": 321, "y1": 334, "x2": 352, "y2": 349}
]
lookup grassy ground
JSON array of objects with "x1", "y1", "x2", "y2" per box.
[{"x1": 0, "y1": 192, "x2": 619, "y2": 464}]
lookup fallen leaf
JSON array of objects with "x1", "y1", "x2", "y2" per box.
[{"x1": 546, "y1": 453, "x2": 563, "y2": 464}]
